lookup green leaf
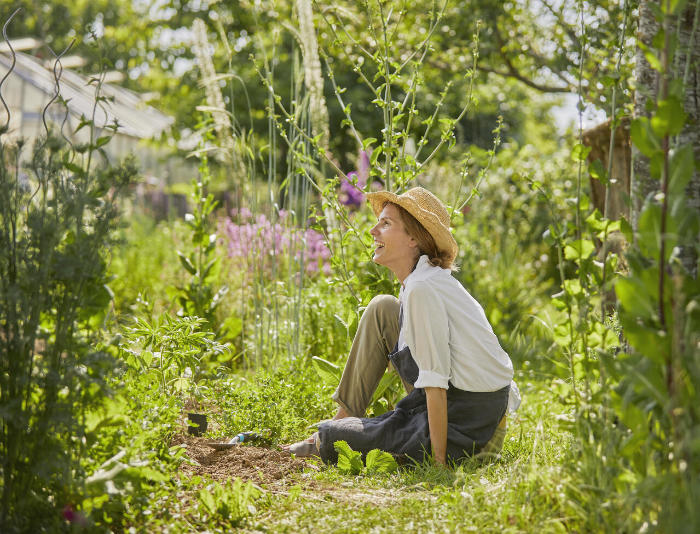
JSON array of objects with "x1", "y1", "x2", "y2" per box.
[
  {"x1": 585, "y1": 210, "x2": 606, "y2": 232},
  {"x1": 348, "y1": 312, "x2": 359, "y2": 339},
  {"x1": 588, "y1": 159, "x2": 608, "y2": 184},
  {"x1": 668, "y1": 78, "x2": 685, "y2": 100},
  {"x1": 141, "y1": 350, "x2": 154, "y2": 367},
  {"x1": 649, "y1": 152, "x2": 665, "y2": 180},
  {"x1": 630, "y1": 118, "x2": 661, "y2": 158},
  {"x1": 362, "y1": 137, "x2": 377, "y2": 150},
  {"x1": 593, "y1": 219, "x2": 621, "y2": 240},
  {"x1": 199, "y1": 488, "x2": 216, "y2": 515},
  {"x1": 663, "y1": 0, "x2": 689, "y2": 15},
  {"x1": 95, "y1": 136, "x2": 111, "y2": 148},
  {"x1": 542, "y1": 226, "x2": 557, "y2": 246},
  {"x1": 571, "y1": 143, "x2": 591, "y2": 162},
  {"x1": 334, "y1": 440, "x2": 363, "y2": 475},
  {"x1": 311, "y1": 356, "x2": 341, "y2": 387},
  {"x1": 620, "y1": 216, "x2": 634, "y2": 243},
  {"x1": 333, "y1": 313, "x2": 348, "y2": 331},
  {"x1": 75, "y1": 115, "x2": 92, "y2": 133},
  {"x1": 64, "y1": 162, "x2": 85, "y2": 175},
  {"x1": 365, "y1": 449, "x2": 398, "y2": 474},
  {"x1": 669, "y1": 145, "x2": 695, "y2": 195},
  {"x1": 563, "y1": 278, "x2": 583, "y2": 297},
  {"x1": 615, "y1": 276, "x2": 657, "y2": 322},
  {"x1": 564, "y1": 239, "x2": 595, "y2": 260},
  {"x1": 370, "y1": 147, "x2": 383, "y2": 166},
  {"x1": 177, "y1": 251, "x2": 197, "y2": 275},
  {"x1": 600, "y1": 74, "x2": 619, "y2": 88},
  {"x1": 129, "y1": 466, "x2": 169, "y2": 483},
  {"x1": 202, "y1": 257, "x2": 219, "y2": 280},
  {"x1": 371, "y1": 372, "x2": 401, "y2": 406},
  {"x1": 638, "y1": 39, "x2": 663, "y2": 72},
  {"x1": 651, "y1": 97, "x2": 686, "y2": 137},
  {"x1": 637, "y1": 203, "x2": 662, "y2": 258}
]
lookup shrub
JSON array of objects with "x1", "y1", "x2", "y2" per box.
[{"x1": 0, "y1": 131, "x2": 135, "y2": 530}]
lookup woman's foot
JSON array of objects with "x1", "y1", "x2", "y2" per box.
[
  {"x1": 333, "y1": 406, "x2": 350, "y2": 420},
  {"x1": 281, "y1": 433, "x2": 320, "y2": 457}
]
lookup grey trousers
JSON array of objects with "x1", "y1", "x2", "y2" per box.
[{"x1": 331, "y1": 294, "x2": 506, "y2": 456}]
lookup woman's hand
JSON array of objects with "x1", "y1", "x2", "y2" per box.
[{"x1": 425, "y1": 386, "x2": 448, "y2": 465}]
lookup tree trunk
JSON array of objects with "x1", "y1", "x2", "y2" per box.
[
  {"x1": 631, "y1": 0, "x2": 699, "y2": 277},
  {"x1": 630, "y1": 0, "x2": 659, "y2": 229},
  {"x1": 676, "y1": 1, "x2": 700, "y2": 276}
]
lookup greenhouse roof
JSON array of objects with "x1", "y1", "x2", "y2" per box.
[{"x1": 0, "y1": 51, "x2": 173, "y2": 139}]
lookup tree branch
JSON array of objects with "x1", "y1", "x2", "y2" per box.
[
  {"x1": 477, "y1": 65, "x2": 572, "y2": 93},
  {"x1": 485, "y1": 23, "x2": 574, "y2": 93},
  {"x1": 540, "y1": 0, "x2": 580, "y2": 44}
]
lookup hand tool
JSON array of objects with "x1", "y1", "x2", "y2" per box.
[{"x1": 204, "y1": 431, "x2": 262, "y2": 450}]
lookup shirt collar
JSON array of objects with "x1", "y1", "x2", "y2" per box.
[{"x1": 401, "y1": 255, "x2": 450, "y2": 293}]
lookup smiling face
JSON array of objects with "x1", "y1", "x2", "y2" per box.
[{"x1": 370, "y1": 203, "x2": 420, "y2": 282}]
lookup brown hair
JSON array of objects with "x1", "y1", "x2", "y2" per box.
[{"x1": 387, "y1": 202, "x2": 456, "y2": 270}]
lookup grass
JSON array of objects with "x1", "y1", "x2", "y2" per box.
[
  {"x1": 123, "y1": 374, "x2": 588, "y2": 533},
  {"x1": 242, "y1": 378, "x2": 578, "y2": 534}
]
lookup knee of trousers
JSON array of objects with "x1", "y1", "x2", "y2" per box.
[{"x1": 364, "y1": 294, "x2": 400, "y2": 325}]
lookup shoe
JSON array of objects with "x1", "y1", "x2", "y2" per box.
[{"x1": 282, "y1": 433, "x2": 319, "y2": 457}]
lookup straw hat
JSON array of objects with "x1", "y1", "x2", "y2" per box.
[{"x1": 366, "y1": 187, "x2": 458, "y2": 265}]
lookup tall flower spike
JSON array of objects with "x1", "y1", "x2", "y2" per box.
[
  {"x1": 192, "y1": 18, "x2": 234, "y2": 161},
  {"x1": 295, "y1": 0, "x2": 329, "y2": 151}
]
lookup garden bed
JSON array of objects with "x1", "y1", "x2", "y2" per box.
[{"x1": 175, "y1": 434, "x2": 311, "y2": 486}]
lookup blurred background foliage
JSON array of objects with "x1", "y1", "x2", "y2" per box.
[
  {"x1": 0, "y1": 0, "x2": 635, "y2": 170},
  {"x1": 2, "y1": 0, "x2": 698, "y2": 532}
]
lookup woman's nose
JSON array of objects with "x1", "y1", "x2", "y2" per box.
[{"x1": 370, "y1": 224, "x2": 379, "y2": 236}]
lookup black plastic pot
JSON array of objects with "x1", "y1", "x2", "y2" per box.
[{"x1": 187, "y1": 412, "x2": 208, "y2": 436}]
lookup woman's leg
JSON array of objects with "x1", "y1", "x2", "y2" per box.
[
  {"x1": 283, "y1": 295, "x2": 401, "y2": 457},
  {"x1": 331, "y1": 294, "x2": 401, "y2": 418}
]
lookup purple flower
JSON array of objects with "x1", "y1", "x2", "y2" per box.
[
  {"x1": 339, "y1": 150, "x2": 371, "y2": 208},
  {"x1": 340, "y1": 172, "x2": 364, "y2": 207}
]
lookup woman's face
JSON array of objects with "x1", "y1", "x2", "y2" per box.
[{"x1": 370, "y1": 203, "x2": 419, "y2": 280}]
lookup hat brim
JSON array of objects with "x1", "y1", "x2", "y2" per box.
[{"x1": 366, "y1": 190, "x2": 458, "y2": 265}]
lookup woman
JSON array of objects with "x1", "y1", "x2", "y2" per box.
[{"x1": 286, "y1": 187, "x2": 519, "y2": 465}]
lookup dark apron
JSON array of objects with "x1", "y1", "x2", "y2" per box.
[{"x1": 317, "y1": 345, "x2": 509, "y2": 464}]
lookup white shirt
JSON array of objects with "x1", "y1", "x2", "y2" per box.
[{"x1": 398, "y1": 255, "x2": 521, "y2": 411}]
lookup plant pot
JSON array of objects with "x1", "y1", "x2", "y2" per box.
[{"x1": 187, "y1": 412, "x2": 208, "y2": 436}]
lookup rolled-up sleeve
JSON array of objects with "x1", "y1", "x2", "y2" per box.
[{"x1": 404, "y1": 283, "x2": 450, "y2": 389}]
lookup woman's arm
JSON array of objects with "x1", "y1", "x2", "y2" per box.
[{"x1": 425, "y1": 386, "x2": 448, "y2": 465}]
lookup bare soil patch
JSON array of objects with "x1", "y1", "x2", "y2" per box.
[{"x1": 174, "y1": 434, "x2": 311, "y2": 487}]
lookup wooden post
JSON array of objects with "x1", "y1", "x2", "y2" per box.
[{"x1": 582, "y1": 117, "x2": 631, "y2": 221}]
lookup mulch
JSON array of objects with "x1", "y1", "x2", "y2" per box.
[{"x1": 173, "y1": 433, "x2": 314, "y2": 487}]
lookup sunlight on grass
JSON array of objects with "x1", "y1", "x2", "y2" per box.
[{"x1": 241, "y1": 379, "x2": 578, "y2": 533}]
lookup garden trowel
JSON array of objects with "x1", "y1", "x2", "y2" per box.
[{"x1": 204, "y1": 431, "x2": 262, "y2": 450}]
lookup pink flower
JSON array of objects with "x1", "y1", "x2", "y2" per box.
[
  {"x1": 62, "y1": 505, "x2": 87, "y2": 526},
  {"x1": 219, "y1": 214, "x2": 331, "y2": 275}
]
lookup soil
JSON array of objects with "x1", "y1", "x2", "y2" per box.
[{"x1": 173, "y1": 433, "x2": 313, "y2": 487}]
